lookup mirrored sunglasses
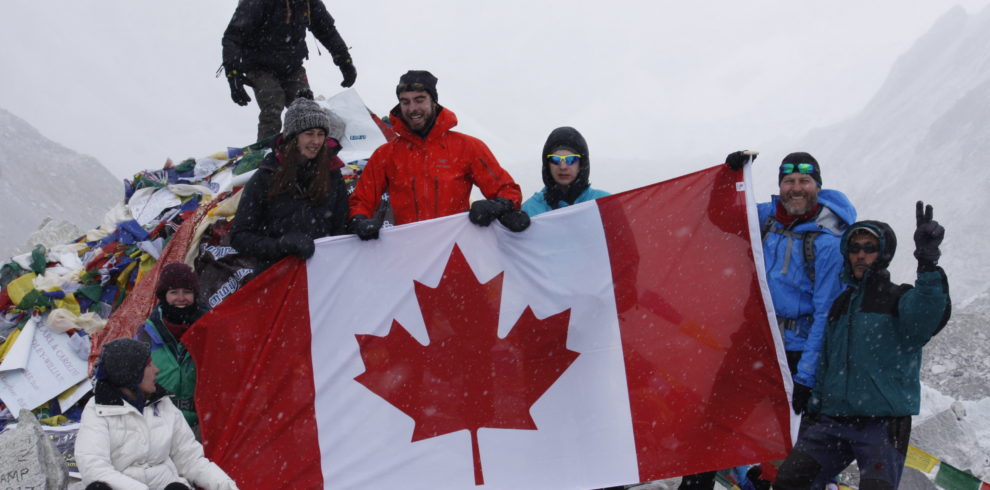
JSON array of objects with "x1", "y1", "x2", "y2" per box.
[
  {"x1": 547, "y1": 154, "x2": 581, "y2": 166},
  {"x1": 780, "y1": 162, "x2": 816, "y2": 175}
]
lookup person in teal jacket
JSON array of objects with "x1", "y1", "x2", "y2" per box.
[
  {"x1": 521, "y1": 126, "x2": 610, "y2": 217},
  {"x1": 135, "y1": 263, "x2": 207, "y2": 430},
  {"x1": 774, "y1": 202, "x2": 950, "y2": 490}
]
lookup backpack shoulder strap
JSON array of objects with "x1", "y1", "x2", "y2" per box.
[
  {"x1": 802, "y1": 231, "x2": 822, "y2": 285},
  {"x1": 760, "y1": 216, "x2": 776, "y2": 240},
  {"x1": 763, "y1": 217, "x2": 822, "y2": 286}
]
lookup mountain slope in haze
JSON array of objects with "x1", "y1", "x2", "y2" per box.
[
  {"x1": 796, "y1": 5, "x2": 990, "y2": 302},
  {"x1": 789, "y1": 7, "x2": 990, "y2": 477},
  {"x1": 0, "y1": 107, "x2": 120, "y2": 258}
]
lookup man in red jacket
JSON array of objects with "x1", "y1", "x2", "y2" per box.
[{"x1": 349, "y1": 70, "x2": 529, "y2": 239}]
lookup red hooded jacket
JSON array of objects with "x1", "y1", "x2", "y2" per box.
[{"x1": 349, "y1": 106, "x2": 521, "y2": 225}]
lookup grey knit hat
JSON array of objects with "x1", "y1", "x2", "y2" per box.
[
  {"x1": 283, "y1": 90, "x2": 347, "y2": 142},
  {"x1": 95, "y1": 338, "x2": 151, "y2": 388}
]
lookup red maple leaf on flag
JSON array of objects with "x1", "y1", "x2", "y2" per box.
[{"x1": 355, "y1": 244, "x2": 580, "y2": 486}]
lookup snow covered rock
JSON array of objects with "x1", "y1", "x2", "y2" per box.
[
  {"x1": 12, "y1": 217, "x2": 84, "y2": 257},
  {"x1": 899, "y1": 467, "x2": 938, "y2": 490},
  {"x1": 922, "y1": 286, "x2": 990, "y2": 401},
  {"x1": 912, "y1": 405, "x2": 988, "y2": 480}
]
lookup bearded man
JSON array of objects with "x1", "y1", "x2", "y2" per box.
[
  {"x1": 738, "y1": 151, "x2": 859, "y2": 409},
  {"x1": 348, "y1": 70, "x2": 527, "y2": 240},
  {"x1": 677, "y1": 152, "x2": 857, "y2": 490}
]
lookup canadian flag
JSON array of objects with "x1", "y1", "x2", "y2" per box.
[{"x1": 185, "y1": 165, "x2": 795, "y2": 489}]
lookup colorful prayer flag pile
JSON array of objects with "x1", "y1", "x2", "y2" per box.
[{"x1": 0, "y1": 89, "x2": 389, "y2": 427}]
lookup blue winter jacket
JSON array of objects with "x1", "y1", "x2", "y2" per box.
[
  {"x1": 757, "y1": 189, "x2": 856, "y2": 388},
  {"x1": 521, "y1": 187, "x2": 611, "y2": 217},
  {"x1": 810, "y1": 220, "x2": 950, "y2": 416}
]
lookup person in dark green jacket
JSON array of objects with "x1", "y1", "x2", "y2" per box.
[
  {"x1": 774, "y1": 202, "x2": 950, "y2": 490},
  {"x1": 135, "y1": 263, "x2": 207, "y2": 430}
]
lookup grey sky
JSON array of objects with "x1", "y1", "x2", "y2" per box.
[{"x1": 2, "y1": 1, "x2": 988, "y2": 194}]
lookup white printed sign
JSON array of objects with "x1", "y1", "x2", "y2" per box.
[{"x1": 0, "y1": 318, "x2": 88, "y2": 413}]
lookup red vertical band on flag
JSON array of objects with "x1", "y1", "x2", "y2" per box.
[
  {"x1": 597, "y1": 165, "x2": 792, "y2": 482},
  {"x1": 184, "y1": 257, "x2": 323, "y2": 489}
]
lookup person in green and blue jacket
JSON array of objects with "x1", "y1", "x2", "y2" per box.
[
  {"x1": 135, "y1": 263, "x2": 207, "y2": 430},
  {"x1": 774, "y1": 202, "x2": 950, "y2": 490}
]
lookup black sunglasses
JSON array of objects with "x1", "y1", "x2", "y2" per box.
[{"x1": 847, "y1": 242, "x2": 879, "y2": 254}]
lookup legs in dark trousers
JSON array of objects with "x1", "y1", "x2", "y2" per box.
[
  {"x1": 249, "y1": 67, "x2": 310, "y2": 142},
  {"x1": 774, "y1": 415, "x2": 910, "y2": 490},
  {"x1": 678, "y1": 471, "x2": 717, "y2": 489}
]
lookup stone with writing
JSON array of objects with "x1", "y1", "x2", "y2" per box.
[{"x1": 0, "y1": 409, "x2": 68, "y2": 489}]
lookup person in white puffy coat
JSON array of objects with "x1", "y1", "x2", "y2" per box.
[{"x1": 75, "y1": 338, "x2": 238, "y2": 490}]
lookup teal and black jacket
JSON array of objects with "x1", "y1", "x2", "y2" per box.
[{"x1": 809, "y1": 220, "x2": 950, "y2": 417}]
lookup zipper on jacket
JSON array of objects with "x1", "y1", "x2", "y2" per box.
[
  {"x1": 433, "y1": 177, "x2": 439, "y2": 218},
  {"x1": 844, "y1": 284, "x2": 861, "y2": 405},
  {"x1": 412, "y1": 177, "x2": 419, "y2": 221},
  {"x1": 479, "y1": 157, "x2": 499, "y2": 182}
]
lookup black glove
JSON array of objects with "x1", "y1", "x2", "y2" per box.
[
  {"x1": 226, "y1": 69, "x2": 251, "y2": 106},
  {"x1": 351, "y1": 215, "x2": 382, "y2": 241},
  {"x1": 791, "y1": 383, "x2": 812, "y2": 415},
  {"x1": 338, "y1": 59, "x2": 357, "y2": 88},
  {"x1": 469, "y1": 197, "x2": 515, "y2": 227},
  {"x1": 498, "y1": 209, "x2": 531, "y2": 232},
  {"x1": 278, "y1": 232, "x2": 315, "y2": 259},
  {"x1": 745, "y1": 465, "x2": 772, "y2": 490},
  {"x1": 725, "y1": 150, "x2": 755, "y2": 171},
  {"x1": 914, "y1": 201, "x2": 944, "y2": 270}
]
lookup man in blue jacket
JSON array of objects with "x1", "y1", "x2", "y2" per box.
[
  {"x1": 746, "y1": 151, "x2": 857, "y2": 409},
  {"x1": 679, "y1": 151, "x2": 857, "y2": 490},
  {"x1": 773, "y1": 202, "x2": 950, "y2": 490}
]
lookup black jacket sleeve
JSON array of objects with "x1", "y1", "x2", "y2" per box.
[
  {"x1": 231, "y1": 169, "x2": 287, "y2": 261},
  {"x1": 329, "y1": 170, "x2": 350, "y2": 236},
  {"x1": 221, "y1": 0, "x2": 265, "y2": 70},
  {"x1": 308, "y1": 0, "x2": 350, "y2": 65}
]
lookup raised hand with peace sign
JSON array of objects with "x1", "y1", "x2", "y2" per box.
[{"x1": 914, "y1": 201, "x2": 945, "y2": 270}]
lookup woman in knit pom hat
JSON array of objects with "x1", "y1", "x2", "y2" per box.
[
  {"x1": 135, "y1": 262, "x2": 207, "y2": 429},
  {"x1": 231, "y1": 89, "x2": 351, "y2": 272},
  {"x1": 521, "y1": 126, "x2": 611, "y2": 216},
  {"x1": 75, "y1": 338, "x2": 239, "y2": 490}
]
